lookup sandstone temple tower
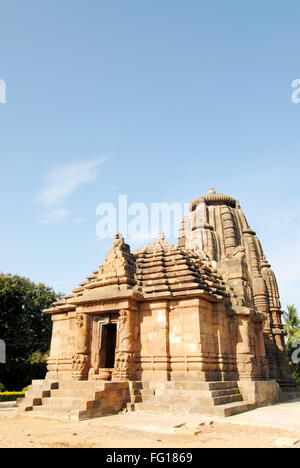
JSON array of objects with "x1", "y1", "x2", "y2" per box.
[
  {"x1": 178, "y1": 188, "x2": 293, "y2": 389},
  {"x1": 18, "y1": 189, "x2": 298, "y2": 420}
]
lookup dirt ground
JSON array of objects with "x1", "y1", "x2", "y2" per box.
[{"x1": 0, "y1": 412, "x2": 300, "y2": 448}]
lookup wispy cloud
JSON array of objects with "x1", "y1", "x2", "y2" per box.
[
  {"x1": 38, "y1": 157, "x2": 108, "y2": 224},
  {"x1": 40, "y1": 208, "x2": 71, "y2": 224},
  {"x1": 40, "y1": 158, "x2": 106, "y2": 207}
]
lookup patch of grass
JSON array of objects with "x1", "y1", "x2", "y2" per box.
[{"x1": 0, "y1": 392, "x2": 25, "y2": 402}]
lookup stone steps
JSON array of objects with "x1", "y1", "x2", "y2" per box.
[
  {"x1": 18, "y1": 379, "x2": 130, "y2": 421},
  {"x1": 57, "y1": 381, "x2": 105, "y2": 390},
  {"x1": 18, "y1": 379, "x2": 254, "y2": 420},
  {"x1": 126, "y1": 380, "x2": 248, "y2": 417},
  {"x1": 148, "y1": 381, "x2": 239, "y2": 391},
  {"x1": 17, "y1": 380, "x2": 59, "y2": 413},
  {"x1": 30, "y1": 403, "x2": 120, "y2": 421},
  {"x1": 25, "y1": 406, "x2": 88, "y2": 421},
  {"x1": 132, "y1": 398, "x2": 252, "y2": 417},
  {"x1": 139, "y1": 392, "x2": 242, "y2": 406},
  {"x1": 41, "y1": 396, "x2": 100, "y2": 410},
  {"x1": 49, "y1": 388, "x2": 104, "y2": 399},
  {"x1": 211, "y1": 401, "x2": 254, "y2": 417},
  {"x1": 210, "y1": 388, "x2": 240, "y2": 397},
  {"x1": 151, "y1": 387, "x2": 240, "y2": 398}
]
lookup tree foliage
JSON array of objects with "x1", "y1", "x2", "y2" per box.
[
  {"x1": 0, "y1": 273, "x2": 62, "y2": 390},
  {"x1": 283, "y1": 305, "x2": 300, "y2": 343},
  {"x1": 283, "y1": 305, "x2": 300, "y2": 384}
]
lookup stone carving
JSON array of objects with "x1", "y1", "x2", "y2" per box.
[
  {"x1": 113, "y1": 232, "x2": 129, "y2": 251},
  {"x1": 118, "y1": 309, "x2": 132, "y2": 351},
  {"x1": 74, "y1": 313, "x2": 89, "y2": 355},
  {"x1": 98, "y1": 233, "x2": 135, "y2": 283},
  {"x1": 232, "y1": 246, "x2": 246, "y2": 261},
  {"x1": 111, "y1": 309, "x2": 136, "y2": 380},
  {"x1": 71, "y1": 354, "x2": 89, "y2": 380},
  {"x1": 158, "y1": 231, "x2": 165, "y2": 241},
  {"x1": 72, "y1": 313, "x2": 90, "y2": 380},
  {"x1": 115, "y1": 351, "x2": 132, "y2": 370}
]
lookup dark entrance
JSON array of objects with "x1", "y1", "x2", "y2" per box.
[{"x1": 100, "y1": 323, "x2": 117, "y2": 369}]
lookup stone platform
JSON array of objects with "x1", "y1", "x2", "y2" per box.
[{"x1": 16, "y1": 378, "x2": 284, "y2": 421}]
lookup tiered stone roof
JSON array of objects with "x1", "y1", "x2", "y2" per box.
[
  {"x1": 45, "y1": 232, "x2": 228, "y2": 314},
  {"x1": 134, "y1": 232, "x2": 227, "y2": 300}
]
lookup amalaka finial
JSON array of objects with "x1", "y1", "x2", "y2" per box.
[
  {"x1": 208, "y1": 187, "x2": 216, "y2": 195},
  {"x1": 158, "y1": 231, "x2": 165, "y2": 241}
]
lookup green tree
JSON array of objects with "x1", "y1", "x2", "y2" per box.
[
  {"x1": 283, "y1": 305, "x2": 300, "y2": 343},
  {"x1": 0, "y1": 273, "x2": 62, "y2": 390},
  {"x1": 283, "y1": 305, "x2": 300, "y2": 384}
]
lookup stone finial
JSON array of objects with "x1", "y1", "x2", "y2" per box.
[
  {"x1": 208, "y1": 188, "x2": 216, "y2": 195},
  {"x1": 113, "y1": 232, "x2": 124, "y2": 249},
  {"x1": 158, "y1": 231, "x2": 165, "y2": 241},
  {"x1": 112, "y1": 233, "x2": 131, "y2": 253}
]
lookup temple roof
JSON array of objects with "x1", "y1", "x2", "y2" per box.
[
  {"x1": 45, "y1": 232, "x2": 228, "y2": 314},
  {"x1": 133, "y1": 232, "x2": 227, "y2": 300},
  {"x1": 190, "y1": 188, "x2": 237, "y2": 211}
]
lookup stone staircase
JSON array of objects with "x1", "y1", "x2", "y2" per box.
[
  {"x1": 17, "y1": 379, "x2": 130, "y2": 421},
  {"x1": 17, "y1": 379, "x2": 255, "y2": 420},
  {"x1": 126, "y1": 381, "x2": 254, "y2": 417}
]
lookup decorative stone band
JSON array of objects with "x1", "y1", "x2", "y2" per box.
[
  {"x1": 190, "y1": 193, "x2": 237, "y2": 211},
  {"x1": 136, "y1": 352, "x2": 269, "y2": 380}
]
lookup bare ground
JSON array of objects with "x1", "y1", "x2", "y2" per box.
[{"x1": 0, "y1": 411, "x2": 300, "y2": 448}]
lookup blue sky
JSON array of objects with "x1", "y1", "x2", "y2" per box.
[{"x1": 0, "y1": 0, "x2": 299, "y2": 310}]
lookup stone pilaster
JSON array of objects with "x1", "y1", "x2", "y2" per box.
[
  {"x1": 112, "y1": 307, "x2": 138, "y2": 381},
  {"x1": 72, "y1": 313, "x2": 90, "y2": 380}
]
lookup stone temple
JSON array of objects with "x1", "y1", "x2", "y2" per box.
[{"x1": 18, "y1": 189, "x2": 298, "y2": 420}]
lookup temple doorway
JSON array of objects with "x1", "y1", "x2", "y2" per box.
[{"x1": 100, "y1": 323, "x2": 117, "y2": 369}]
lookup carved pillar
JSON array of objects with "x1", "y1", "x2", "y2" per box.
[
  {"x1": 112, "y1": 308, "x2": 138, "y2": 381},
  {"x1": 72, "y1": 313, "x2": 90, "y2": 380}
]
